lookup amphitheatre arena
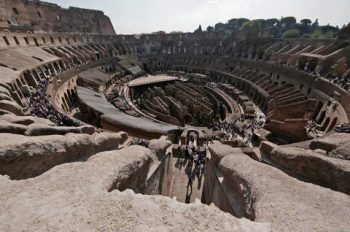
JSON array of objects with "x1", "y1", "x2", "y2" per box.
[{"x1": 0, "y1": 0, "x2": 349, "y2": 231}]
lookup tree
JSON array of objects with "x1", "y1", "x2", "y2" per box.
[
  {"x1": 312, "y1": 19, "x2": 319, "y2": 29},
  {"x1": 227, "y1": 18, "x2": 249, "y2": 30},
  {"x1": 298, "y1": 19, "x2": 312, "y2": 34},
  {"x1": 206, "y1": 26, "x2": 214, "y2": 32},
  {"x1": 270, "y1": 26, "x2": 282, "y2": 38},
  {"x1": 281, "y1": 16, "x2": 297, "y2": 29},
  {"x1": 282, "y1": 29, "x2": 300, "y2": 38},
  {"x1": 265, "y1": 18, "x2": 279, "y2": 27},
  {"x1": 301, "y1": 33, "x2": 311, "y2": 38},
  {"x1": 194, "y1": 25, "x2": 203, "y2": 33},
  {"x1": 300, "y1": 19, "x2": 312, "y2": 26},
  {"x1": 241, "y1": 20, "x2": 262, "y2": 30},
  {"x1": 215, "y1": 22, "x2": 226, "y2": 31},
  {"x1": 310, "y1": 29, "x2": 323, "y2": 38},
  {"x1": 319, "y1": 25, "x2": 339, "y2": 33}
]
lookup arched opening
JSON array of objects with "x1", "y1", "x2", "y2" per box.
[
  {"x1": 16, "y1": 79, "x2": 22, "y2": 88},
  {"x1": 321, "y1": 117, "x2": 330, "y2": 131},
  {"x1": 13, "y1": 36, "x2": 19, "y2": 45},
  {"x1": 298, "y1": 57, "x2": 307, "y2": 70},
  {"x1": 58, "y1": 60, "x2": 65, "y2": 70},
  {"x1": 312, "y1": 101, "x2": 323, "y2": 121},
  {"x1": 308, "y1": 59, "x2": 318, "y2": 72},
  {"x1": 32, "y1": 71, "x2": 41, "y2": 82},
  {"x1": 33, "y1": 37, "x2": 39, "y2": 46},
  {"x1": 3, "y1": 36, "x2": 10, "y2": 46},
  {"x1": 12, "y1": 7, "x2": 19, "y2": 15},
  {"x1": 24, "y1": 37, "x2": 29, "y2": 45},
  {"x1": 53, "y1": 62, "x2": 59, "y2": 73},
  {"x1": 317, "y1": 111, "x2": 326, "y2": 125},
  {"x1": 328, "y1": 118, "x2": 338, "y2": 132},
  {"x1": 23, "y1": 72, "x2": 35, "y2": 87},
  {"x1": 64, "y1": 92, "x2": 72, "y2": 109},
  {"x1": 307, "y1": 87, "x2": 312, "y2": 95},
  {"x1": 61, "y1": 97, "x2": 68, "y2": 112}
]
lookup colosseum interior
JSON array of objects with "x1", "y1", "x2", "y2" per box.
[{"x1": 0, "y1": 0, "x2": 349, "y2": 231}]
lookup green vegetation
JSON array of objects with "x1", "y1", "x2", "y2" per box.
[
  {"x1": 200, "y1": 17, "x2": 340, "y2": 38},
  {"x1": 283, "y1": 29, "x2": 300, "y2": 38}
]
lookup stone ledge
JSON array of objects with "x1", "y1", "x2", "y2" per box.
[
  {"x1": 268, "y1": 146, "x2": 350, "y2": 194},
  {"x1": 218, "y1": 154, "x2": 350, "y2": 231}
]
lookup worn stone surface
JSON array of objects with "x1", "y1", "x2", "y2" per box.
[
  {"x1": 0, "y1": 119, "x2": 27, "y2": 134},
  {"x1": 0, "y1": 146, "x2": 269, "y2": 232},
  {"x1": 0, "y1": 109, "x2": 11, "y2": 115},
  {"x1": 259, "y1": 141, "x2": 278, "y2": 158},
  {"x1": 1, "y1": 114, "x2": 54, "y2": 126},
  {"x1": 243, "y1": 147, "x2": 262, "y2": 162},
  {"x1": 80, "y1": 125, "x2": 96, "y2": 135},
  {"x1": 0, "y1": 114, "x2": 97, "y2": 136},
  {"x1": 329, "y1": 142, "x2": 350, "y2": 160},
  {"x1": 0, "y1": 92, "x2": 12, "y2": 101},
  {"x1": 219, "y1": 154, "x2": 350, "y2": 232},
  {"x1": 268, "y1": 146, "x2": 350, "y2": 194},
  {"x1": 25, "y1": 125, "x2": 83, "y2": 136},
  {"x1": 0, "y1": 100, "x2": 24, "y2": 115},
  {"x1": 148, "y1": 135, "x2": 172, "y2": 159},
  {"x1": 209, "y1": 143, "x2": 243, "y2": 165},
  {"x1": 0, "y1": 132, "x2": 127, "y2": 179},
  {"x1": 310, "y1": 133, "x2": 350, "y2": 152},
  {"x1": 0, "y1": 86, "x2": 11, "y2": 97},
  {"x1": 93, "y1": 132, "x2": 128, "y2": 152}
]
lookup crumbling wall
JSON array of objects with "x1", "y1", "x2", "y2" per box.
[{"x1": 0, "y1": 0, "x2": 115, "y2": 35}]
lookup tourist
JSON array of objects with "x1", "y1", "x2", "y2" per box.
[
  {"x1": 28, "y1": 78, "x2": 80, "y2": 127},
  {"x1": 187, "y1": 145, "x2": 194, "y2": 161},
  {"x1": 193, "y1": 151, "x2": 199, "y2": 170}
]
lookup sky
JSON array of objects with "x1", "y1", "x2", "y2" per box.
[{"x1": 47, "y1": 0, "x2": 350, "y2": 34}]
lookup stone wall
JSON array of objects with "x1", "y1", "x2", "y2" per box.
[
  {"x1": 0, "y1": 0, "x2": 115, "y2": 35},
  {"x1": 203, "y1": 142, "x2": 350, "y2": 231},
  {"x1": 145, "y1": 152, "x2": 174, "y2": 196}
]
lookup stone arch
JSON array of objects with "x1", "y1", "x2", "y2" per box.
[
  {"x1": 64, "y1": 92, "x2": 72, "y2": 109},
  {"x1": 22, "y1": 72, "x2": 36, "y2": 87},
  {"x1": 20, "y1": 76, "x2": 27, "y2": 86},
  {"x1": 61, "y1": 96, "x2": 68, "y2": 112},
  {"x1": 328, "y1": 117, "x2": 338, "y2": 132},
  {"x1": 58, "y1": 60, "x2": 65, "y2": 70},
  {"x1": 308, "y1": 58, "x2": 318, "y2": 72},
  {"x1": 31, "y1": 70, "x2": 41, "y2": 82},
  {"x1": 312, "y1": 101, "x2": 323, "y2": 121},
  {"x1": 321, "y1": 117, "x2": 330, "y2": 131},
  {"x1": 317, "y1": 110, "x2": 326, "y2": 125},
  {"x1": 52, "y1": 62, "x2": 61, "y2": 74},
  {"x1": 15, "y1": 78, "x2": 22, "y2": 88},
  {"x1": 50, "y1": 63, "x2": 57, "y2": 75},
  {"x1": 33, "y1": 37, "x2": 39, "y2": 46}
]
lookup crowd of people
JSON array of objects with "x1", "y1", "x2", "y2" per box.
[
  {"x1": 322, "y1": 74, "x2": 350, "y2": 91},
  {"x1": 186, "y1": 145, "x2": 208, "y2": 192},
  {"x1": 306, "y1": 120, "x2": 318, "y2": 134},
  {"x1": 28, "y1": 78, "x2": 80, "y2": 127},
  {"x1": 213, "y1": 120, "x2": 238, "y2": 141},
  {"x1": 210, "y1": 113, "x2": 266, "y2": 145}
]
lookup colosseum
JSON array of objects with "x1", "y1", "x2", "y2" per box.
[{"x1": 0, "y1": 0, "x2": 349, "y2": 231}]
